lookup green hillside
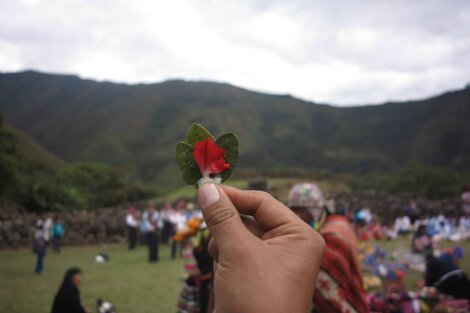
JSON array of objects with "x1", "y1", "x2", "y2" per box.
[
  {"x1": 4, "y1": 123, "x2": 64, "y2": 167},
  {"x1": 0, "y1": 113, "x2": 158, "y2": 212},
  {"x1": 0, "y1": 71, "x2": 469, "y2": 186}
]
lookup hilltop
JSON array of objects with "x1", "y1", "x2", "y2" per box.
[{"x1": 1, "y1": 71, "x2": 469, "y2": 186}]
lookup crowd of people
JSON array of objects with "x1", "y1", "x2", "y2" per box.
[
  {"x1": 351, "y1": 193, "x2": 470, "y2": 312},
  {"x1": 30, "y1": 183, "x2": 470, "y2": 313},
  {"x1": 125, "y1": 200, "x2": 203, "y2": 263}
]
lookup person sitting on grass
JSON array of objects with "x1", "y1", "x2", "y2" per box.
[
  {"x1": 412, "y1": 224, "x2": 434, "y2": 253},
  {"x1": 51, "y1": 267, "x2": 90, "y2": 313}
]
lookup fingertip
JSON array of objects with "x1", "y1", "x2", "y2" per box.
[{"x1": 198, "y1": 183, "x2": 221, "y2": 209}]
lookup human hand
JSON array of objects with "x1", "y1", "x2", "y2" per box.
[{"x1": 198, "y1": 184, "x2": 325, "y2": 313}]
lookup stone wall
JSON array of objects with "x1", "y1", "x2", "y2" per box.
[
  {"x1": 0, "y1": 204, "x2": 129, "y2": 249},
  {"x1": 0, "y1": 191, "x2": 463, "y2": 249}
]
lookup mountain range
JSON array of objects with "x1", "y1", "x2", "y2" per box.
[{"x1": 0, "y1": 71, "x2": 469, "y2": 185}]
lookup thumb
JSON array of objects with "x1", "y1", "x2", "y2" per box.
[{"x1": 198, "y1": 183, "x2": 250, "y2": 253}]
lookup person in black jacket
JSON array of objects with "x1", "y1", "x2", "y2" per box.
[
  {"x1": 51, "y1": 267, "x2": 89, "y2": 313},
  {"x1": 425, "y1": 249, "x2": 470, "y2": 300}
]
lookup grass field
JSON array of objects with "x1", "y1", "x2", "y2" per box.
[
  {"x1": 0, "y1": 244, "x2": 185, "y2": 313},
  {"x1": 1, "y1": 238, "x2": 469, "y2": 313}
]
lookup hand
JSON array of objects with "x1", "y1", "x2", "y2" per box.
[{"x1": 198, "y1": 184, "x2": 325, "y2": 313}]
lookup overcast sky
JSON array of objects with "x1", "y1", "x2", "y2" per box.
[{"x1": 1, "y1": 0, "x2": 469, "y2": 105}]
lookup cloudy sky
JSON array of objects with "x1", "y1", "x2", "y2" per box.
[{"x1": 1, "y1": 0, "x2": 469, "y2": 105}]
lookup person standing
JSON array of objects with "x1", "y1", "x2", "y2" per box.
[
  {"x1": 125, "y1": 207, "x2": 138, "y2": 250},
  {"x1": 33, "y1": 221, "x2": 47, "y2": 274},
  {"x1": 143, "y1": 204, "x2": 160, "y2": 262},
  {"x1": 43, "y1": 213, "x2": 53, "y2": 244},
  {"x1": 51, "y1": 218, "x2": 65, "y2": 253},
  {"x1": 287, "y1": 182, "x2": 368, "y2": 313},
  {"x1": 160, "y1": 202, "x2": 175, "y2": 244},
  {"x1": 51, "y1": 267, "x2": 90, "y2": 313},
  {"x1": 170, "y1": 206, "x2": 187, "y2": 259}
]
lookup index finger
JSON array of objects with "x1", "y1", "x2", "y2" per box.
[{"x1": 222, "y1": 185, "x2": 304, "y2": 231}]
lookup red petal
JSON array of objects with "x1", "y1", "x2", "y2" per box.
[{"x1": 193, "y1": 138, "x2": 230, "y2": 176}]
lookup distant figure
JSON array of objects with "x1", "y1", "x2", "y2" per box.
[
  {"x1": 143, "y1": 204, "x2": 160, "y2": 262},
  {"x1": 161, "y1": 202, "x2": 175, "y2": 244},
  {"x1": 170, "y1": 204, "x2": 187, "y2": 259},
  {"x1": 412, "y1": 224, "x2": 434, "y2": 253},
  {"x1": 51, "y1": 267, "x2": 89, "y2": 313},
  {"x1": 51, "y1": 218, "x2": 65, "y2": 253},
  {"x1": 405, "y1": 198, "x2": 420, "y2": 225},
  {"x1": 462, "y1": 186, "x2": 470, "y2": 215},
  {"x1": 394, "y1": 215, "x2": 411, "y2": 235},
  {"x1": 185, "y1": 202, "x2": 199, "y2": 219},
  {"x1": 125, "y1": 207, "x2": 138, "y2": 250},
  {"x1": 425, "y1": 247, "x2": 470, "y2": 300},
  {"x1": 44, "y1": 213, "x2": 53, "y2": 244},
  {"x1": 288, "y1": 183, "x2": 368, "y2": 313},
  {"x1": 33, "y1": 221, "x2": 47, "y2": 274}
]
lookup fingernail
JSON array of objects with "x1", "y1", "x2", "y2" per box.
[{"x1": 198, "y1": 183, "x2": 220, "y2": 208}]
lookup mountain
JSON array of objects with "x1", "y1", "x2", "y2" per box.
[
  {"x1": 4, "y1": 123, "x2": 64, "y2": 167},
  {"x1": 0, "y1": 70, "x2": 469, "y2": 185}
]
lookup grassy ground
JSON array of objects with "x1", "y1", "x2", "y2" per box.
[
  {"x1": 1, "y1": 238, "x2": 469, "y2": 313},
  {"x1": 0, "y1": 244, "x2": 185, "y2": 313}
]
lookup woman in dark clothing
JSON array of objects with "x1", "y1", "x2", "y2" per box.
[
  {"x1": 51, "y1": 267, "x2": 89, "y2": 313},
  {"x1": 425, "y1": 251, "x2": 470, "y2": 300}
]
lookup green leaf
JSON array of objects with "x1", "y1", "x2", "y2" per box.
[
  {"x1": 216, "y1": 132, "x2": 239, "y2": 182},
  {"x1": 175, "y1": 141, "x2": 201, "y2": 187},
  {"x1": 186, "y1": 123, "x2": 215, "y2": 146}
]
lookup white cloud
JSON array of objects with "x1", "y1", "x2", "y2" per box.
[{"x1": 0, "y1": 0, "x2": 469, "y2": 105}]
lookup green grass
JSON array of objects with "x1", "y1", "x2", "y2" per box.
[
  {"x1": 1, "y1": 237, "x2": 469, "y2": 313},
  {"x1": 0, "y1": 245, "x2": 185, "y2": 313}
]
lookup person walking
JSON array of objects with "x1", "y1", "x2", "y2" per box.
[
  {"x1": 125, "y1": 207, "x2": 139, "y2": 250},
  {"x1": 51, "y1": 267, "x2": 90, "y2": 313},
  {"x1": 51, "y1": 218, "x2": 65, "y2": 253},
  {"x1": 33, "y1": 221, "x2": 47, "y2": 274}
]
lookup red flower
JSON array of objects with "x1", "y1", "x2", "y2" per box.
[{"x1": 193, "y1": 138, "x2": 230, "y2": 177}]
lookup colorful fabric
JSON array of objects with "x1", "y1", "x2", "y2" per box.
[
  {"x1": 177, "y1": 280, "x2": 200, "y2": 313},
  {"x1": 288, "y1": 182, "x2": 324, "y2": 209},
  {"x1": 313, "y1": 215, "x2": 368, "y2": 313}
]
